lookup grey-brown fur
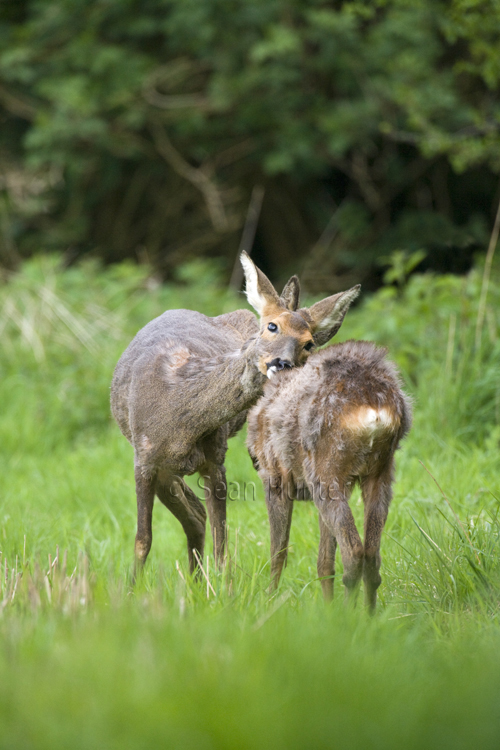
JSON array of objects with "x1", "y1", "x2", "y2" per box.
[
  {"x1": 247, "y1": 340, "x2": 412, "y2": 610},
  {"x1": 110, "y1": 252, "x2": 360, "y2": 577}
]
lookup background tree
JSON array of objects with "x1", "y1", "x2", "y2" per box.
[{"x1": 0, "y1": 0, "x2": 499, "y2": 289}]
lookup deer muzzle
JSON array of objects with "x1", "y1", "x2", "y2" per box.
[{"x1": 266, "y1": 358, "x2": 293, "y2": 379}]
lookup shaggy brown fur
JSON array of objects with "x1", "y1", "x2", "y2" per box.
[
  {"x1": 247, "y1": 340, "x2": 412, "y2": 610},
  {"x1": 110, "y1": 252, "x2": 359, "y2": 577}
]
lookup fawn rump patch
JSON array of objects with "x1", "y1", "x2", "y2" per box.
[{"x1": 341, "y1": 406, "x2": 396, "y2": 433}]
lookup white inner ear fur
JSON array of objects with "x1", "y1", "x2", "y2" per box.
[
  {"x1": 315, "y1": 287, "x2": 360, "y2": 332},
  {"x1": 241, "y1": 252, "x2": 266, "y2": 316}
]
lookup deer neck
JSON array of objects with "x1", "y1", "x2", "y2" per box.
[
  {"x1": 235, "y1": 336, "x2": 267, "y2": 401},
  {"x1": 182, "y1": 337, "x2": 265, "y2": 436}
]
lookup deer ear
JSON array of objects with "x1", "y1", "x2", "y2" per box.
[
  {"x1": 279, "y1": 275, "x2": 300, "y2": 311},
  {"x1": 306, "y1": 285, "x2": 360, "y2": 346},
  {"x1": 240, "y1": 251, "x2": 281, "y2": 317}
]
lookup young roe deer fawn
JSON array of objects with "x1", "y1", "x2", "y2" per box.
[
  {"x1": 110, "y1": 252, "x2": 359, "y2": 577},
  {"x1": 247, "y1": 340, "x2": 412, "y2": 611}
]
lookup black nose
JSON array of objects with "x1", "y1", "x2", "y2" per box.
[{"x1": 267, "y1": 358, "x2": 293, "y2": 371}]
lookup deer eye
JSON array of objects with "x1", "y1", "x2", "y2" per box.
[
  {"x1": 267, "y1": 322, "x2": 278, "y2": 332},
  {"x1": 304, "y1": 341, "x2": 314, "y2": 351}
]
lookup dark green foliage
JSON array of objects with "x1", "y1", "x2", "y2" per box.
[{"x1": 0, "y1": 0, "x2": 499, "y2": 284}]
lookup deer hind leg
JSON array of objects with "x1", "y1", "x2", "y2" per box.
[
  {"x1": 155, "y1": 474, "x2": 207, "y2": 575},
  {"x1": 317, "y1": 514, "x2": 337, "y2": 600},
  {"x1": 360, "y1": 461, "x2": 394, "y2": 612},
  {"x1": 201, "y1": 462, "x2": 227, "y2": 568},
  {"x1": 265, "y1": 474, "x2": 294, "y2": 591},
  {"x1": 133, "y1": 464, "x2": 156, "y2": 582},
  {"x1": 314, "y1": 482, "x2": 363, "y2": 603}
]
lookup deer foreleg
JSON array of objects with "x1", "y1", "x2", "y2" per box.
[
  {"x1": 202, "y1": 463, "x2": 227, "y2": 568},
  {"x1": 265, "y1": 474, "x2": 294, "y2": 591},
  {"x1": 133, "y1": 465, "x2": 156, "y2": 582},
  {"x1": 156, "y1": 475, "x2": 207, "y2": 575},
  {"x1": 317, "y1": 514, "x2": 337, "y2": 600}
]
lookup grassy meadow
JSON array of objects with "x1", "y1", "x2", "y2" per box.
[{"x1": 1, "y1": 256, "x2": 500, "y2": 749}]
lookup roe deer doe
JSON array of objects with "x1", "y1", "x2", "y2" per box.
[
  {"x1": 247, "y1": 340, "x2": 412, "y2": 610},
  {"x1": 110, "y1": 252, "x2": 359, "y2": 578}
]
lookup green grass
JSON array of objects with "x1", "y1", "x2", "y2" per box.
[{"x1": 1, "y1": 256, "x2": 500, "y2": 749}]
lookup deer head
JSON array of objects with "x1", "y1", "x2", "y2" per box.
[{"x1": 240, "y1": 252, "x2": 360, "y2": 378}]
